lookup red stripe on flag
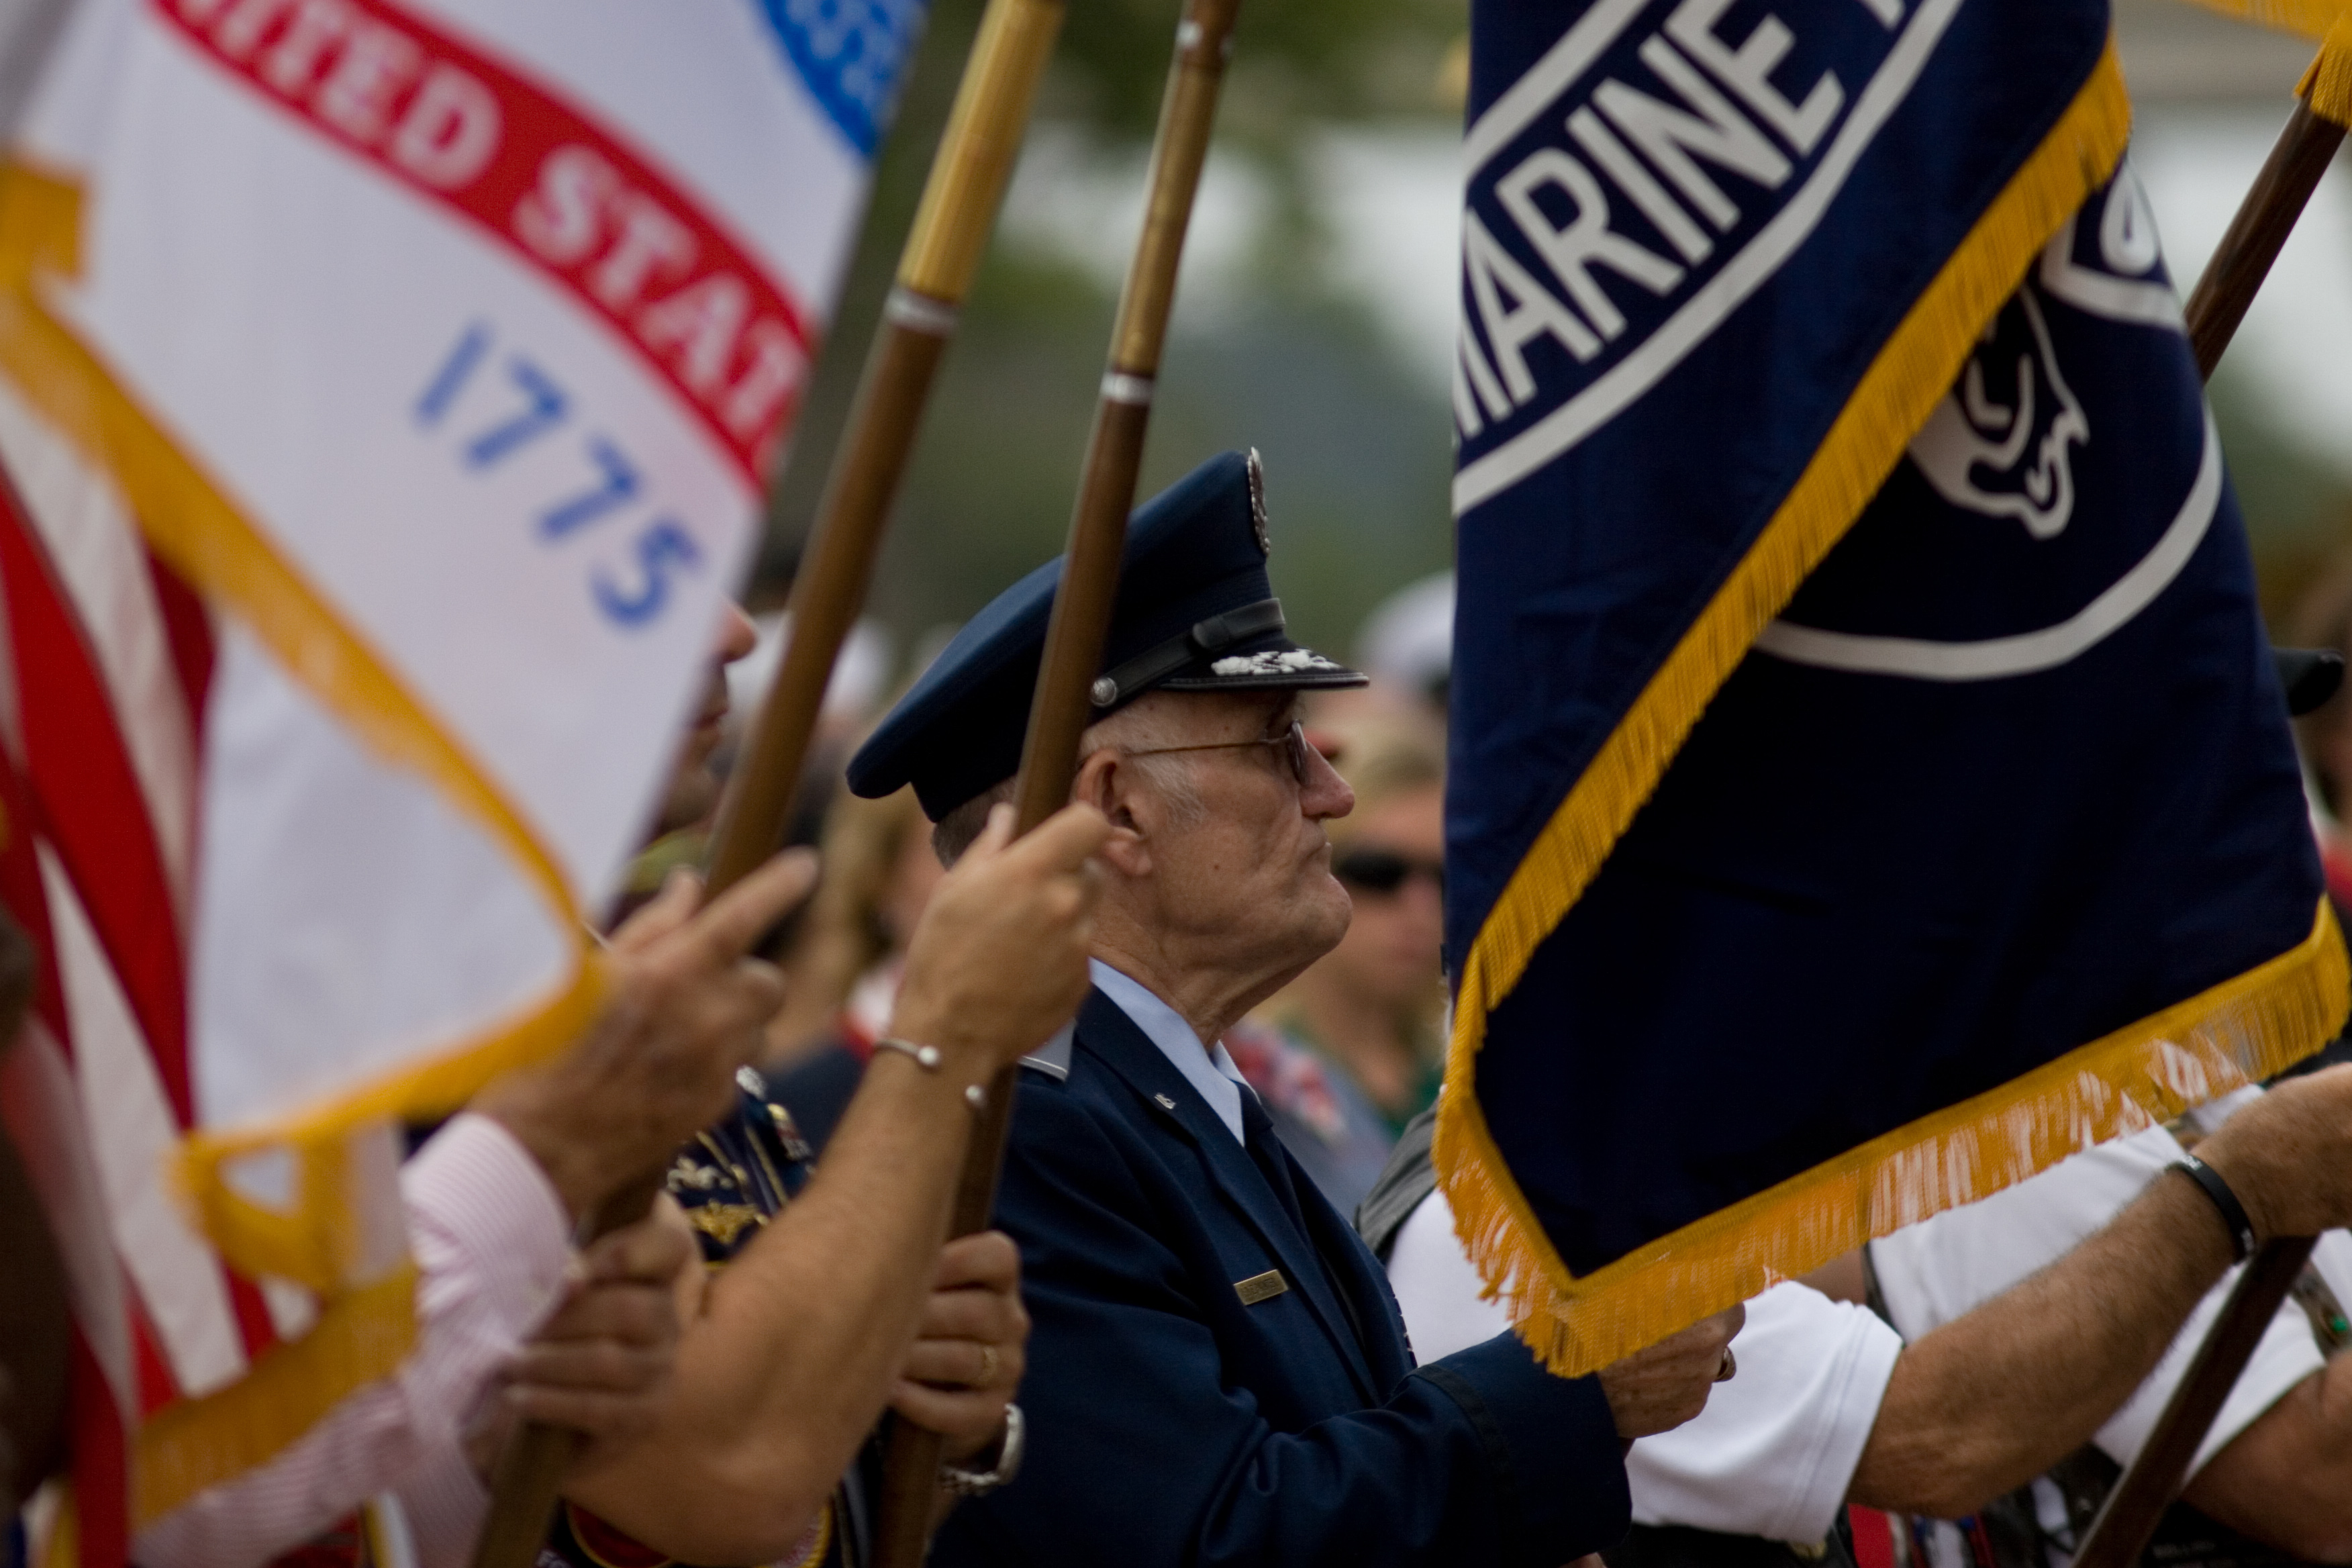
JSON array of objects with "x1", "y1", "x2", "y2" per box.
[
  {"x1": 142, "y1": 546, "x2": 215, "y2": 742},
  {"x1": 154, "y1": 0, "x2": 816, "y2": 486},
  {"x1": 130, "y1": 1306, "x2": 179, "y2": 1420},
  {"x1": 69, "y1": 1330, "x2": 131, "y2": 1568},
  {"x1": 0, "y1": 477, "x2": 190, "y2": 1123},
  {"x1": 224, "y1": 1273, "x2": 279, "y2": 1362}
]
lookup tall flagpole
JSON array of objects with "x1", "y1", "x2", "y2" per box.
[
  {"x1": 703, "y1": 0, "x2": 1067, "y2": 895},
  {"x1": 464, "y1": 3, "x2": 1066, "y2": 1565},
  {"x1": 2067, "y1": 52, "x2": 2350, "y2": 1568},
  {"x1": 865, "y1": 0, "x2": 1246, "y2": 1559}
]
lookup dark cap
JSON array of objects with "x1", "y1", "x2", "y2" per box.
[{"x1": 848, "y1": 450, "x2": 1367, "y2": 820}]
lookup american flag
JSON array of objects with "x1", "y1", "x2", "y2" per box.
[{"x1": 0, "y1": 400, "x2": 301, "y2": 1568}]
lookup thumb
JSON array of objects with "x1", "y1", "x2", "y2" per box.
[
  {"x1": 609, "y1": 867, "x2": 702, "y2": 953},
  {"x1": 960, "y1": 802, "x2": 1018, "y2": 866}
]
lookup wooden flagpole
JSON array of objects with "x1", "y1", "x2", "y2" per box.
[
  {"x1": 463, "y1": 4, "x2": 1065, "y2": 1565},
  {"x1": 2182, "y1": 102, "x2": 2344, "y2": 381},
  {"x1": 2065, "y1": 80, "x2": 2347, "y2": 1568},
  {"x1": 704, "y1": 0, "x2": 1067, "y2": 895},
  {"x1": 865, "y1": 0, "x2": 1246, "y2": 1559}
]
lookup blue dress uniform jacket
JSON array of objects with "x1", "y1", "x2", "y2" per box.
[{"x1": 932, "y1": 988, "x2": 1631, "y2": 1567}]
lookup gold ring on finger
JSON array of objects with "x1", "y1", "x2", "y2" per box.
[{"x1": 977, "y1": 1342, "x2": 999, "y2": 1386}]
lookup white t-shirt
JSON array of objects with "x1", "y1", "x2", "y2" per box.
[
  {"x1": 1871, "y1": 1115, "x2": 2352, "y2": 1479},
  {"x1": 1390, "y1": 1191, "x2": 1900, "y2": 1542},
  {"x1": 1384, "y1": 1110, "x2": 2352, "y2": 1543}
]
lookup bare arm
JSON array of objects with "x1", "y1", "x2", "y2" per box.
[
  {"x1": 1850, "y1": 1171, "x2": 2233, "y2": 1516},
  {"x1": 1853, "y1": 1065, "x2": 2352, "y2": 1520},
  {"x1": 564, "y1": 804, "x2": 1108, "y2": 1563},
  {"x1": 2184, "y1": 1356, "x2": 2352, "y2": 1561}
]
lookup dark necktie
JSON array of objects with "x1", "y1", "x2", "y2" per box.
[{"x1": 1237, "y1": 1083, "x2": 1369, "y2": 1357}]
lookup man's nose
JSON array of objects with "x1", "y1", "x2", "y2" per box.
[
  {"x1": 714, "y1": 601, "x2": 759, "y2": 665},
  {"x1": 1300, "y1": 731, "x2": 1354, "y2": 820}
]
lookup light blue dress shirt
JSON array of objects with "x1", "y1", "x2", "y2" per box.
[{"x1": 1087, "y1": 959, "x2": 1250, "y2": 1144}]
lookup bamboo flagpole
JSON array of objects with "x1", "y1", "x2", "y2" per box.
[
  {"x1": 865, "y1": 0, "x2": 1246, "y2": 1559},
  {"x1": 464, "y1": 5, "x2": 1066, "y2": 1566},
  {"x1": 2065, "y1": 50, "x2": 2352, "y2": 1568}
]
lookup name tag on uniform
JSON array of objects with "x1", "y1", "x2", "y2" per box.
[{"x1": 1234, "y1": 1269, "x2": 1289, "y2": 1306}]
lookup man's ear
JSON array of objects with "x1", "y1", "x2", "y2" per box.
[{"x1": 1073, "y1": 748, "x2": 1153, "y2": 879}]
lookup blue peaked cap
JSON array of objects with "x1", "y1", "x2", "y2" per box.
[{"x1": 848, "y1": 450, "x2": 1367, "y2": 820}]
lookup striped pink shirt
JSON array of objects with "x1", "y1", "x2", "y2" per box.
[{"x1": 135, "y1": 1115, "x2": 573, "y2": 1568}]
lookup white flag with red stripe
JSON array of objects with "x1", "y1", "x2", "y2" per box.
[{"x1": 0, "y1": 0, "x2": 920, "y2": 1556}]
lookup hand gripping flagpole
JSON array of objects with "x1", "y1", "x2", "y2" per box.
[
  {"x1": 462, "y1": 5, "x2": 1067, "y2": 1567},
  {"x1": 2067, "y1": 34, "x2": 2352, "y2": 1568},
  {"x1": 865, "y1": 0, "x2": 1244, "y2": 1561}
]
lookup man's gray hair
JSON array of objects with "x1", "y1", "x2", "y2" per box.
[{"x1": 930, "y1": 695, "x2": 1209, "y2": 865}]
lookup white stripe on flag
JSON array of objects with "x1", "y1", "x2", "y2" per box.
[{"x1": 42, "y1": 842, "x2": 248, "y2": 1398}]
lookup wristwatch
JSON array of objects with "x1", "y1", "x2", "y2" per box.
[{"x1": 938, "y1": 1404, "x2": 1025, "y2": 1498}]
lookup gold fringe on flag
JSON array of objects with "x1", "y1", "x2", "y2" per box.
[
  {"x1": 1429, "y1": 42, "x2": 2352, "y2": 1380},
  {"x1": 2298, "y1": 14, "x2": 2352, "y2": 124},
  {"x1": 1444, "y1": 901, "x2": 2347, "y2": 1378}
]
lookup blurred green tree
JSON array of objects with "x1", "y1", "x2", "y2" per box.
[{"x1": 756, "y1": 0, "x2": 1469, "y2": 672}]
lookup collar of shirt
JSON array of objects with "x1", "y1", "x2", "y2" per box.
[{"x1": 1088, "y1": 959, "x2": 1249, "y2": 1144}]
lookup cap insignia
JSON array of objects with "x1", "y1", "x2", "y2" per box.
[
  {"x1": 1245, "y1": 447, "x2": 1270, "y2": 557},
  {"x1": 1210, "y1": 648, "x2": 1342, "y2": 678}
]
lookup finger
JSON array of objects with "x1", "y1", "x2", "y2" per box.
[
  {"x1": 583, "y1": 1216, "x2": 695, "y2": 1287},
  {"x1": 914, "y1": 1287, "x2": 1024, "y2": 1346},
  {"x1": 933, "y1": 1230, "x2": 1021, "y2": 1291},
  {"x1": 1000, "y1": 802, "x2": 1112, "y2": 876},
  {"x1": 953, "y1": 803, "x2": 1019, "y2": 869},
  {"x1": 609, "y1": 868, "x2": 703, "y2": 953},
  {"x1": 887, "y1": 1382, "x2": 1006, "y2": 1446},
  {"x1": 898, "y1": 1338, "x2": 1019, "y2": 1390},
  {"x1": 506, "y1": 1383, "x2": 665, "y2": 1441},
  {"x1": 533, "y1": 1285, "x2": 676, "y2": 1353},
  {"x1": 510, "y1": 1336, "x2": 670, "y2": 1395},
  {"x1": 673, "y1": 847, "x2": 820, "y2": 968}
]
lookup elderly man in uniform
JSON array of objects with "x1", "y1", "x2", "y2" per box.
[{"x1": 842, "y1": 450, "x2": 1739, "y2": 1568}]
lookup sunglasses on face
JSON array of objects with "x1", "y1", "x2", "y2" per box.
[
  {"x1": 1125, "y1": 720, "x2": 1323, "y2": 789},
  {"x1": 1331, "y1": 846, "x2": 1444, "y2": 897}
]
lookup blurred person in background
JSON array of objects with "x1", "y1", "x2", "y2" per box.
[
  {"x1": 762, "y1": 780, "x2": 944, "y2": 1150},
  {"x1": 1238, "y1": 711, "x2": 1449, "y2": 1212},
  {"x1": 2287, "y1": 558, "x2": 2352, "y2": 911},
  {"x1": 1355, "y1": 569, "x2": 1455, "y2": 718}
]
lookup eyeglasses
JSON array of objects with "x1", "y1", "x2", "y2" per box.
[
  {"x1": 1331, "y1": 846, "x2": 1445, "y2": 897},
  {"x1": 1124, "y1": 720, "x2": 1321, "y2": 789}
]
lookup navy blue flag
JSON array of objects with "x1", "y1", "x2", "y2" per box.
[{"x1": 1439, "y1": 0, "x2": 2349, "y2": 1376}]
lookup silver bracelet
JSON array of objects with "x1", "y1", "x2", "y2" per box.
[
  {"x1": 874, "y1": 1036, "x2": 988, "y2": 1112},
  {"x1": 938, "y1": 1403, "x2": 1024, "y2": 1498}
]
